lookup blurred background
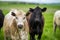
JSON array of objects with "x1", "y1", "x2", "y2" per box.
[
  {"x1": 0, "y1": 0, "x2": 60, "y2": 40},
  {"x1": 0, "y1": 0, "x2": 60, "y2": 4}
]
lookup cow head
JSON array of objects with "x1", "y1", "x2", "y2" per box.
[
  {"x1": 11, "y1": 10, "x2": 26, "y2": 29},
  {"x1": 26, "y1": 6, "x2": 47, "y2": 26}
]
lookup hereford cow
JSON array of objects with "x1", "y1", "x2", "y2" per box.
[
  {"x1": 3, "y1": 9, "x2": 29, "y2": 40},
  {"x1": 0, "y1": 9, "x2": 4, "y2": 29},
  {"x1": 53, "y1": 10, "x2": 60, "y2": 32},
  {"x1": 26, "y1": 6, "x2": 47, "y2": 40}
]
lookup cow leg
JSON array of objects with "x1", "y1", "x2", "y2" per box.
[
  {"x1": 53, "y1": 22, "x2": 57, "y2": 33},
  {"x1": 4, "y1": 28, "x2": 12, "y2": 40},
  {"x1": 4, "y1": 33, "x2": 12, "y2": 40},
  {"x1": 30, "y1": 33, "x2": 35, "y2": 40},
  {"x1": 37, "y1": 32, "x2": 42, "y2": 40}
]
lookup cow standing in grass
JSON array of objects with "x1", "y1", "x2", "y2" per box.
[
  {"x1": 26, "y1": 6, "x2": 47, "y2": 40},
  {"x1": 3, "y1": 9, "x2": 29, "y2": 40},
  {"x1": 53, "y1": 10, "x2": 60, "y2": 32},
  {"x1": 0, "y1": 9, "x2": 4, "y2": 29}
]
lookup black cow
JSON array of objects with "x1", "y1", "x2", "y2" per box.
[
  {"x1": 26, "y1": 6, "x2": 47, "y2": 40},
  {"x1": 0, "y1": 9, "x2": 4, "y2": 29}
]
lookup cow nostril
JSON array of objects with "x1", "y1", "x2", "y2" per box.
[
  {"x1": 36, "y1": 21, "x2": 39, "y2": 23},
  {"x1": 35, "y1": 20, "x2": 40, "y2": 24},
  {"x1": 18, "y1": 25, "x2": 23, "y2": 29}
]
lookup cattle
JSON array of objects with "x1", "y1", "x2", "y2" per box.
[
  {"x1": 53, "y1": 10, "x2": 60, "y2": 32},
  {"x1": 0, "y1": 9, "x2": 4, "y2": 29},
  {"x1": 3, "y1": 9, "x2": 29, "y2": 40},
  {"x1": 26, "y1": 6, "x2": 47, "y2": 40}
]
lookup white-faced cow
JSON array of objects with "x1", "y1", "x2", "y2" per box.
[
  {"x1": 3, "y1": 9, "x2": 29, "y2": 40},
  {"x1": 53, "y1": 10, "x2": 60, "y2": 32},
  {"x1": 26, "y1": 6, "x2": 47, "y2": 40},
  {"x1": 0, "y1": 9, "x2": 4, "y2": 29}
]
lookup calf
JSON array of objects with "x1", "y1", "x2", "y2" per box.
[
  {"x1": 53, "y1": 10, "x2": 60, "y2": 32},
  {"x1": 3, "y1": 9, "x2": 29, "y2": 40},
  {"x1": 26, "y1": 6, "x2": 47, "y2": 40},
  {"x1": 0, "y1": 9, "x2": 4, "y2": 29}
]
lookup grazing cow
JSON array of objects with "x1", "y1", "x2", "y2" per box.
[
  {"x1": 26, "y1": 6, "x2": 47, "y2": 40},
  {"x1": 3, "y1": 9, "x2": 29, "y2": 40},
  {"x1": 0, "y1": 9, "x2": 4, "y2": 29},
  {"x1": 53, "y1": 10, "x2": 60, "y2": 32}
]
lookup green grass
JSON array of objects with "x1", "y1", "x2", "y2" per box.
[{"x1": 0, "y1": 2, "x2": 60, "y2": 40}]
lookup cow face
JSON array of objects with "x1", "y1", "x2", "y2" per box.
[
  {"x1": 26, "y1": 6, "x2": 47, "y2": 26},
  {"x1": 11, "y1": 11, "x2": 26, "y2": 29}
]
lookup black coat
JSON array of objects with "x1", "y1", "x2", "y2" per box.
[{"x1": 0, "y1": 9, "x2": 4, "y2": 29}]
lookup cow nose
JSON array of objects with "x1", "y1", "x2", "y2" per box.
[
  {"x1": 35, "y1": 19, "x2": 40, "y2": 24},
  {"x1": 18, "y1": 25, "x2": 23, "y2": 29},
  {"x1": 35, "y1": 20, "x2": 40, "y2": 23}
]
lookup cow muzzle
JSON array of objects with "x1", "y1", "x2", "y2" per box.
[
  {"x1": 35, "y1": 19, "x2": 40, "y2": 24},
  {"x1": 18, "y1": 24, "x2": 23, "y2": 29}
]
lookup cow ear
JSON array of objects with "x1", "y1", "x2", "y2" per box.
[
  {"x1": 26, "y1": 8, "x2": 34, "y2": 16},
  {"x1": 26, "y1": 12, "x2": 30, "y2": 16},
  {"x1": 11, "y1": 12, "x2": 16, "y2": 16},
  {"x1": 29, "y1": 8, "x2": 34, "y2": 12},
  {"x1": 42, "y1": 7, "x2": 47, "y2": 12}
]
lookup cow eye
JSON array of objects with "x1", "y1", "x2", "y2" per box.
[{"x1": 23, "y1": 17, "x2": 25, "y2": 20}]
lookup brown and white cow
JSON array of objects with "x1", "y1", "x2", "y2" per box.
[{"x1": 3, "y1": 9, "x2": 29, "y2": 40}]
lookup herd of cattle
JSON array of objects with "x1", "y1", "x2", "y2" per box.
[{"x1": 0, "y1": 6, "x2": 60, "y2": 40}]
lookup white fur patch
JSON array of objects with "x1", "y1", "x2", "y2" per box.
[
  {"x1": 54, "y1": 10, "x2": 60, "y2": 25},
  {"x1": 20, "y1": 31, "x2": 28, "y2": 40}
]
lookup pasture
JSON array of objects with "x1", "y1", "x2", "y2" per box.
[{"x1": 0, "y1": 2, "x2": 60, "y2": 40}]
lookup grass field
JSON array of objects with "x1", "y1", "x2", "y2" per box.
[{"x1": 0, "y1": 2, "x2": 60, "y2": 40}]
